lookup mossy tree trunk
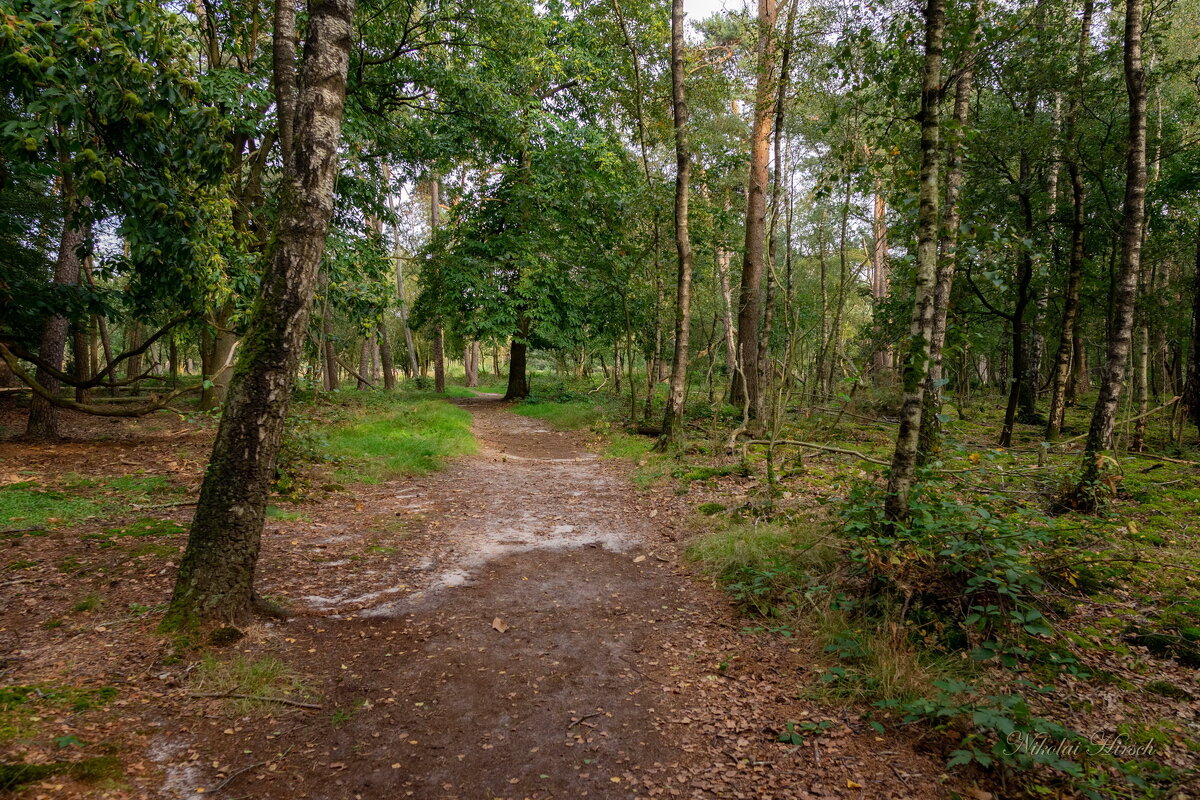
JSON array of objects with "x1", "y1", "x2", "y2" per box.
[
  {"x1": 1078, "y1": 0, "x2": 1147, "y2": 495},
  {"x1": 167, "y1": 0, "x2": 356, "y2": 626},
  {"x1": 884, "y1": 0, "x2": 944, "y2": 522},
  {"x1": 658, "y1": 0, "x2": 693, "y2": 449}
]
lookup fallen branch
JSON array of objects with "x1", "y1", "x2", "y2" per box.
[
  {"x1": 0, "y1": 343, "x2": 202, "y2": 417},
  {"x1": 190, "y1": 692, "x2": 323, "y2": 710},
  {"x1": 568, "y1": 711, "x2": 604, "y2": 729},
  {"x1": 336, "y1": 358, "x2": 376, "y2": 389},
  {"x1": 741, "y1": 438, "x2": 889, "y2": 466}
]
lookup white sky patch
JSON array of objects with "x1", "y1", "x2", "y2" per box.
[{"x1": 684, "y1": 0, "x2": 746, "y2": 23}]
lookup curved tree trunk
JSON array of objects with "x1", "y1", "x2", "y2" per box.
[{"x1": 167, "y1": 0, "x2": 356, "y2": 626}]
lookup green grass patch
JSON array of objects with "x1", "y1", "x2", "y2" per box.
[
  {"x1": 0, "y1": 476, "x2": 184, "y2": 531},
  {"x1": 0, "y1": 685, "x2": 118, "y2": 744},
  {"x1": 0, "y1": 483, "x2": 100, "y2": 530},
  {"x1": 82, "y1": 518, "x2": 185, "y2": 547},
  {"x1": 191, "y1": 655, "x2": 314, "y2": 715},
  {"x1": 0, "y1": 756, "x2": 123, "y2": 791},
  {"x1": 513, "y1": 399, "x2": 603, "y2": 430},
  {"x1": 321, "y1": 395, "x2": 476, "y2": 483}
]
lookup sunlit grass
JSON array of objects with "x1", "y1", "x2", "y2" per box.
[{"x1": 322, "y1": 395, "x2": 477, "y2": 483}]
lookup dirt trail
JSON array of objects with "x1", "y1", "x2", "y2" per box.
[{"x1": 156, "y1": 398, "x2": 953, "y2": 799}]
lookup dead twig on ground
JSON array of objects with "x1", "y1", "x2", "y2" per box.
[{"x1": 190, "y1": 692, "x2": 322, "y2": 710}]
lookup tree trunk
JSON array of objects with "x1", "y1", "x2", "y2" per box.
[
  {"x1": 884, "y1": 0, "x2": 944, "y2": 521},
  {"x1": 379, "y1": 324, "x2": 396, "y2": 390},
  {"x1": 357, "y1": 336, "x2": 372, "y2": 390},
  {"x1": 729, "y1": 0, "x2": 777, "y2": 418},
  {"x1": 658, "y1": 0, "x2": 693, "y2": 448},
  {"x1": 26, "y1": 186, "x2": 83, "y2": 439},
  {"x1": 167, "y1": 0, "x2": 355, "y2": 625},
  {"x1": 870, "y1": 184, "x2": 892, "y2": 380},
  {"x1": 1185, "y1": 220, "x2": 1200, "y2": 435},
  {"x1": 199, "y1": 316, "x2": 239, "y2": 411},
  {"x1": 918, "y1": 0, "x2": 979, "y2": 463},
  {"x1": 321, "y1": 307, "x2": 339, "y2": 390},
  {"x1": 429, "y1": 177, "x2": 446, "y2": 393},
  {"x1": 1078, "y1": 0, "x2": 1147, "y2": 494},
  {"x1": 504, "y1": 318, "x2": 530, "y2": 400},
  {"x1": 465, "y1": 340, "x2": 479, "y2": 387}
]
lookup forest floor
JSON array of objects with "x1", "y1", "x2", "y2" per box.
[{"x1": 0, "y1": 393, "x2": 973, "y2": 799}]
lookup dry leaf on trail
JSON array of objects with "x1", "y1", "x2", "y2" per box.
[
  {"x1": 492, "y1": 617, "x2": 510, "y2": 633},
  {"x1": 633, "y1": 555, "x2": 646, "y2": 563}
]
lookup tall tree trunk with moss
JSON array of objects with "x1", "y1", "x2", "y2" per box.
[
  {"x1": 167, "y1": 0, "x2": 356, "y2": 625},
  {"x1": 1077, "y1": 0, "x2": 1147, "y2": 497},
  {"x1": 884, "y1": 0, "x2": 944, "y2": 522},
  {"x1": 729, "y1": 0, "x2": 777, "y2": 419},
  {"x1": 658, "y1": 0, "x2": 693, "y2": 448},
  {"x1": 27, "y1": 182, "x2": 82, "y2": 439}
]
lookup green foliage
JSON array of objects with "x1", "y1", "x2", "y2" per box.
[
  {"x1": 686, "y1": 522, "x2": 836, "y2": 617},
  {"x1": 513, "y1": 400, "x2": 603, "y2": 430},
  {"x1": 840, "y1": 476, "x2": 1053, "y2": 640},
  {"x1": 0, "y1": 0, "x2": 230, "y2": 329}
]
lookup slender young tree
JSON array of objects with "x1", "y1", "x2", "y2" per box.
[
  {"x1": 884, "y1": 0, "x2": 945, "y2": 521},
  {"x1": 658, "y1": 0, "x2": 693, "y2": 448},
  {"x1": 1186, "y1": 220, "x2": 1200, "y2": 436},
  {"x1": 918, "y1": 0, "x2": 982, "y2": 462},
  {"x1": 1046, "y1": 0, "x2": 1096, "y2": 440},
  {"x1": 167, "y1": 0, "x2": 357, "y2": 625},
  {"x1": 729, "y1": 0, "x2": 778, "y2": 420},
  {"x1": 1076, "y1": 0, "x2": 1147, "y2": 498}
]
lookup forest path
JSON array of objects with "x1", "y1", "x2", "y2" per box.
[{"x1": 163, "y1": 398, "x2": 950, "y2": 799}]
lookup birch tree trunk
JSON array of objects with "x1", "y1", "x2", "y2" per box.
[
  {"x1": 167, "y1": 0, "x2": 356, "y2": 625},
  {"x1": 1046, "y1": 0, "x2": 1094, "y2": 439},
  {"x1": 917, "y1": 0, "x2": 980, "y2": 463},
  {"x1": 1078, "y1": 0, "x2": 1147, "y2": 496},
  {"x1": 884, "y1": 0, "x2": 944, "y2": 522}
]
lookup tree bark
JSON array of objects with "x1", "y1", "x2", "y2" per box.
[
  {"x1": 1078, "y1": 0, "x2": 1147, "y2": 493},
  {"x1": 504, "y1": 317, "x2": 530, "y2": 400},
  {"x1": 917, "y1": 0, "x2": 979, "y2": 463},
  {"x1": 379, "y1": 324, "x2": 396, "y2": 390},
  {"x1": 658, "y1": 0, "x2": 693, "y2": 448},
  {"x1": 1047, "y1": 0, "x2": 1094, "y2": 439},
  {"x1": 884, "y1": 0, "x2": 944, "y2": 521},
  {"x1": 199, "y1": 314, "x2": 239, "y2": 410},
  {"x1": 729, "y1": 0, "x2": 777, "y2": 418},
  {"x1": 26, "y1": 185, "x2": 83, "y2": 439},
  {"x1": 167, "y1": 0, "x2": 356, "y2": 625},
  {"x1": 465, "y1": 339, "x2": 479, "y2": 387},
  {"x1": 1185, "y1": 220, "x2": 1200, "y2": 435},
  {"x1": 870, "y1": 184, "x2": 892, "y2": 380},
  {"x1": 429, "y1": 178, "x2": 446, "y2": 393}
]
